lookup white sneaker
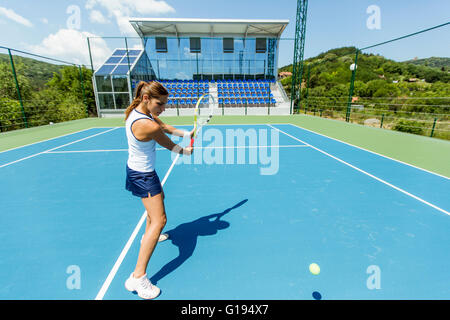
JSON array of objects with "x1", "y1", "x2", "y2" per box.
[
  {"x1": 140, "y1": 233, "x2": 169, "y2": 244},
  {"x1": 125, "y1": 273, "x2": 160, "y2": 299}
]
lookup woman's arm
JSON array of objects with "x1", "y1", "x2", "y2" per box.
[
  {"x1": 133, "y1": 119, "x2": 193, "y2": 155},
  {"x1": 153, "y1": 116, "x2": 193, "y2": 138}
]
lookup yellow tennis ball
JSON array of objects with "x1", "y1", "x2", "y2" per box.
[{"x1": 309, "y1": 263, "x2": 320, "y2": 275}]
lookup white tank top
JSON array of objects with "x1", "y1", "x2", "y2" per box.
[{"x1": 125, "y1": 109, "x2": 157, "y2": 172}]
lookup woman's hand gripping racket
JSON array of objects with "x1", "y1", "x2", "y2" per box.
[{"x1": 190, "y1": 93, "x2": 215, "y2": 147}]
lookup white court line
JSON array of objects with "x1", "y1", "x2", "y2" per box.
[
  {"x1": 94, "y1": 153, "x2": 181, "y2": 300},
  {"x1": 0, "y1": 127, "x2": 120, "y2": 168},
  {"x1": 268, "y1": 124, "x2": 450, "y2": 217},
  {"x1": 285, "y1": 123, "x2": 450, "y2": 180},
  {"x1": 99, "y1": 124, "x2": 450, "y2": 180},
  {"x1": 0, "y1": 127, "x2": 104, "y2": 154},
  {"x1": 45, "y1": 145, "x2": 308, "y2": 154}
]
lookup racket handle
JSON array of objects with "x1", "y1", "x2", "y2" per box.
[{"x1": 190, "y1": 138, "x2": 194, "y2": 147}]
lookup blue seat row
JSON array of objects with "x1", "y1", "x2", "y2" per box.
[
  {"x1": 217, "y1": 83, "x2": 270, "y2": 88},
  {"x1": 213, "y1": 79, "x2": 275, "y2": 83},
  {"x1": 168, "y1": 88, "x2": 209, "y2": 94},
  {"x1": 218, "y1": 88, "x2": 270, "y2": 94},
  {"x1": 219, "y1": 92, "x2": 273, "y2": 97},
  {"x1": 219, "y1": 98, "x2": 276, "y2": 104},
  {"x1": 169, "y1": 93, "x2": 207, "y2": 98},
  {"x1": 166, "y1": 83, "x2": 209, "y2": 89},
  {"x1": 161, "y1": 79, "x2": 209, "y2": 83}
]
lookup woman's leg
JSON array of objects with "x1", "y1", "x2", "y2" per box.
[
  {"x1": 133, "y1": 191, "x2": 166, "y2": 278},
  {"x1": 144, "y1": 189, "x2": 164, "y2": 233}
]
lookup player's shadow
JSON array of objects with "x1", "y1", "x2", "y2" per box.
[{"x1": 150, "y1": 199, "x2": 248, "y2": 285}]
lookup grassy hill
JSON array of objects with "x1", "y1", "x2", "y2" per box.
[
  {"x1": 404, "y1": 57, "x2": 450, "y2": 70},
  {"x1": 0, "y1": 53, "x2": 65, "y2": 91},
  {"x1": 278, "y1": 47, "x2": 450, "y2": 96}
]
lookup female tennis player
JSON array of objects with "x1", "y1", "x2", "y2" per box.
[{"x1": 123, "y1": 81, "x2": 193, "y2": 299}]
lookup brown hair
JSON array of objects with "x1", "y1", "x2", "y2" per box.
[{"x1": 124, "y1": 81, "x2": 168, "y2": 120}]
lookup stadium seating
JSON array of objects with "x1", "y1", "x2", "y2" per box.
[{"x1": 160, "y1": 79, "x2": 277, "y2": 108}]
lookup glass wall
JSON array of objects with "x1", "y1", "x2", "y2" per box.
[
  {"x1": 146, "y1": 37, "x2": 278, "y2": 81},
  {"x1": 95, "y1": 50, "x2": 155, "y2": 110}
]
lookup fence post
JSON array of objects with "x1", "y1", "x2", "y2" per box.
[
  {"x1": 346, "y1": 49, "x2": 359, "y2": 122},
  {"x1": 78, "y1": 65, "x2": 89, "y2": 117},
  {"x1": 8, "y1": 49, "x2": 27, "y2": 128},
  {"x1": 430, "y1": 118, "x2": 437, "y2": 137},
  {"x1": 87, "y1": 37, "x2": 94, "y2": 73},
  {"x1": 305, "y1": 64, "x2": 310, "y2": 113}
]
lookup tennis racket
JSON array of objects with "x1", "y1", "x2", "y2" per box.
[{"x1": 190, "y1": 93, "x2": 215, "y2": 147}]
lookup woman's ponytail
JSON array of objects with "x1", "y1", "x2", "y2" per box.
[
  {"x1": 125, "y1": 81, "x2": 148, "y2": 120},
  {"x1": 124, "y1": 80, "x2": 169, "y2": 120}
]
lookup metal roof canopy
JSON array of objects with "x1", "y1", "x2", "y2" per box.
[
  {"x1": 129, "y1": 18, "x2": 289, "y2": 38},
  {"x1": 94, "y1": 48, "x2": 144, "y2": 76}
]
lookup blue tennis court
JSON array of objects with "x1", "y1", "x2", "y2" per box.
[{"x1": 0, "y1": 124, "x2": 449, "y2": 300}]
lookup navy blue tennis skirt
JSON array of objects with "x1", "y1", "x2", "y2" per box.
[{"x1": 125, "y1": 165, "x2": 162, "y2": 198}]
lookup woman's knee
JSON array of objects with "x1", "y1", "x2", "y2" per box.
[{"x1": 147, "y1": 211, "x2": 166, "y2": 229}]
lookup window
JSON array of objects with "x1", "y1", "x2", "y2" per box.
[
  {"x1": 156, "y1": 37, "x2": 167, "y2": 53},
  {"x1": 256, "y1": 38, "x2": 267, "y2": 53},
  {"x1": 112, "y1": 75, "x2": 129, "y2": 93},
  {"x1": 95, "y1": 75, "x2": 112, "y2": 92},
  {"x1": 223, "y1": 38, "x2": 234, "y2": 53},
  {"x1": 190, "y1": 37, "x2": 201, "y2": 53},
  {"x1": 114, "y1": 93, "x2": 130, "y2": 109},
  {"x1": 98, "y1": 93, "x2": 115, "y2": 110}
]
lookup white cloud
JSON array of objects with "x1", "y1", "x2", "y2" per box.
[
  {"x1": 89, "y1": 10, "x2": 109, "y2": 24},
  {"x1": 0, "y1": 7, "x2": 33, "y2": 27},
  {"x1": 41, "y1": 18, "x2": 49, "y2": 24},
  {"x1": 85, "y1": 0, "x2": 175, "y2": 35},
  {"x1": 27, "y1": 29, "x2": 111, "y2": 67}
]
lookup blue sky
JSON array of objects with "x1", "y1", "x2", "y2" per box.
[{"x1": 0, "y1": 0, "x2": 448, "y2": 68}]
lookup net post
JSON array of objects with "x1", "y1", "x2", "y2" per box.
[
  {"x1": 8, "y1": 49, "x2": 27, "y2": 128},
  {"x1": 380, "y1": 114, "x2": 385, "y2": 128},
  {"x1": 176, "y1": 99, "x2": 179, "y2": 116}
]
